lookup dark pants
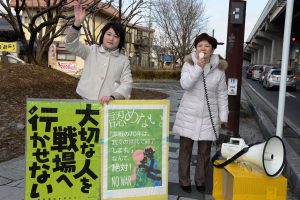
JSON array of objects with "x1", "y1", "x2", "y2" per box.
[{"x1": 178, "y1": 136, "x2": 212, "y2": 186}]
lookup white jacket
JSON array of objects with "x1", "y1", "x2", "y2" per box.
[
  {"x1": 172, "y1": 53, "x2": 229, "y2": 141},
  {"x1": 65, "y1": 27, "x2": 132, "y2": 100}
]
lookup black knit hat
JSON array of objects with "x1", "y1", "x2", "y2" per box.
[{"x1": 194, "y1": 33, "x2": 218, "y2": 49}]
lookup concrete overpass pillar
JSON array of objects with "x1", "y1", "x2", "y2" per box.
[
  {"x1": 252, "y1": 38, "x2": 272, "y2": 64},
  {"x1": 252, "y1": 51, "x2": 256, "y2": 63},
  {"x1": 252, "y1": 52, "x2": 256, "y2": 63},
  {"x1": 264, "y1": 45, "x2": 272, "y2": 64},
  {"x1": 290, "y1": 45, "x2": 300, "y2": 70},
  {"x1": 244, "y1": 45, "x2": 259, "y2": 64},
  {"x1": 258, "y1": 47, "x2": 263, "y2": 64},
  {"x1": 248, "y1": 48, "x2": 256, "y2": 63},
  {"x1": 244, "y1": 47, "x2": 255, "y2": 64},
  {"x1": 250, "y1": 42, "x2": 264, "y2": 64},
  {"x1": 271, "y1": 38, "x2": 283, "y2": 65},
  {"x1": 256, "y1": 31, "x2": 283, "y2": 64},
  {"x1": 263, "y1": 25, "x2": 284, "y2": 65},
  {"x1": 253, "y1": 48, "x2": 259, "y2": 63},
  {"x1": 253, "y1": 50, "x2": 258, "y2": 63}
]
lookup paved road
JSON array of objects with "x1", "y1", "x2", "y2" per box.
[
  {"x1": 244, "y1": 77, "x2": 300, "y2": 135},
  {"x1": 243, "y1": 77, "x2": 300, "y2": 157}
]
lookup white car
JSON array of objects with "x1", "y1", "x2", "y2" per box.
[
  {"x1": 259, "y1": 65, "x2": 279, "y2": 84},
  {"x1": 263, "y1": 69, "x2": 297, "y2": 91},
  {"x1": 0, "y1": 54, "x2": 25, "y2": 64},
  {"x1": 251, "y1": 65, "x2": 263, "y2": 80}
]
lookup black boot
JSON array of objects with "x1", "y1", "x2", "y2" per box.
[
  {"x1": 196, "y1": 185, "x2": 205, "y2": 192},
  {"x1": 180, "y1": 185, "x2": 192, "y2": 193}
]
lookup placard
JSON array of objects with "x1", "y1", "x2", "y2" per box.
[
  {"x1": 102, "y1": 100, "x2": 169, "y2": 200},
  {"x1": 0, "y1": 42, "x2": 17, "y2": 52},
  {"x1": 25, "y1": 99, "x2": 169, "y2": 200},
  {"x1": 25, "y1": 99, "x2": 101, "y2": 200}
]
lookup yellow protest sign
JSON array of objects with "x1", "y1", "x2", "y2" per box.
[
  {"x1": 0, "y1": 42, "x2": 17, "y2": 52},
  {"x1": 25, "y1": 99, "x2": 101, "y2": 200},
  {"x1": 25, "y1": 99, "x2": 169, "y2": 200}
]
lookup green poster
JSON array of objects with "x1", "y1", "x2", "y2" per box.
[
  {"x1": 25, "y1": 99, "x2": 101, "y2": 200},
  {"x1": 101, "y1": 101, "x2": 169, "y2": 200},
  {"x1": 108, "y1": 108, "x2": 163, "y2": 189}
]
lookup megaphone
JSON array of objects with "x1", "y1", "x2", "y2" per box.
[{"x1": 221, "y1": 136, "x2": 286, "y2": 177}]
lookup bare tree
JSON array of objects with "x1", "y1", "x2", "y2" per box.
[
  {"x1": 152, "y1": 30, "x2": 170, "y2": 68},
  {"x1": 152, "y1": 0, "x2": 207, "y2": 66},
  {"x1": 83, "y1": 0, "x2": 147, "y2": 45},
  {"x1": 117, "y1": 0, "x2": 146, "y2": 28},
  {"x1": 0, "y1": 0, "x2": 146, "y2": 65},
  {"x1": 0, "y1": 0, "x2": 109, "y2": 64}
]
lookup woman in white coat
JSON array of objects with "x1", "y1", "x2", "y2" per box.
[
  {"x1": 172, "y1": 33, "x2": 228, "y2": 193},
  {"x1": 65, "y1": 2, "x2": 132, "y2": 104}
]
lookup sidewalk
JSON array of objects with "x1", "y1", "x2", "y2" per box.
[
  {"x1": 0, "y1": 80, "x2": 298, "y2": 199},
  {"x1": 135, "y1": 81, "x2": 266, "y2": 199}
]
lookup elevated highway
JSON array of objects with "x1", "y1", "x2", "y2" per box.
[{"x1": 244, "y1": 0, "x2": 300, "y2": 73}]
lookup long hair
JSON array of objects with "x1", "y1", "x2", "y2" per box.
[{"x1": 99, "y1": 21, "x2": 125, "y2": 51}]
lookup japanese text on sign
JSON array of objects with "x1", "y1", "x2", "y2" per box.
[
  {"x1": 25, "y1": 100, "x2": 101, "y2": 200},
  {"x1": 102, "y1": 103, "x2": 169, "y2": 200},
  {"x1": 0, "y1": 42, "x2": 17, "y2": 52}
]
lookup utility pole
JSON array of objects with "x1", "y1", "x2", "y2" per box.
[
  {"x1": 276, "y1": 0, "x2": 294, "y2": 138},
  {"x1": 225, "y1": 0, "x2": 247, "y2": 137},
  {"x1": 148, "y1": 0, "x2": 152, "y2": 68},
  {"x1": 119, "y1": 0, "x2": 122, "y2": 22}
]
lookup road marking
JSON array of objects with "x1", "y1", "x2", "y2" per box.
[
  {"x1": 286, "y1": 92, "x2": 296, "y2": 98},
  {"x1": 244, "y1": 79, "x2": 300, "y2": 136}
]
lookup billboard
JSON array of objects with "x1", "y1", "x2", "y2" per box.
[{"x1": 163, "y1": 55, "x2": 174, "y2": 62}]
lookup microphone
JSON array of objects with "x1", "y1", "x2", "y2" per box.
[{"x1": 199, "y1": 52, "x2": 204, "y2": 59}]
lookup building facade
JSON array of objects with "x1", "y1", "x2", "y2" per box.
[{"x1": 10, "y1": 0, "x2": 154, "y2": 76}]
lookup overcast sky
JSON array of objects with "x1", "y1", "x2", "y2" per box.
[
  {"x1": 122, "y1": 0, "x2": 269, "y2": 57},
  {"x1": 203, "y1": 0, "x2": 269, "y2": 57}
]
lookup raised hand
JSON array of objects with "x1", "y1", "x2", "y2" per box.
[{"x1": 74, "y1": 1, "x2": 86, "y2": 27}]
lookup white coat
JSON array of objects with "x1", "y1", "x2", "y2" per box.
[
  {"x1": 65, "y1": 27, "x2": 132, "y2": 100},
  {"x1": 172, "y1": 52, "x2": 229, "y2": 141}
]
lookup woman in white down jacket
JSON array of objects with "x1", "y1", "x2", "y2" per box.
[{"x1": 172, "y1": 33, "x2": 228, "y2": 193}]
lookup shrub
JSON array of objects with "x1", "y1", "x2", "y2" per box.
[{"x1": 132, "y1": 67, "x2": 181, "y2": 80}]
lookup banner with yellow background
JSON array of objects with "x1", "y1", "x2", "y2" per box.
[{"x1": 25, "y1": 99, "x2": 169, "y2": 200}]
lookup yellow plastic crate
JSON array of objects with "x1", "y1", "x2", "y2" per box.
[{"x1": 213, "y1": 160, "x2": 287, "y2": 200}]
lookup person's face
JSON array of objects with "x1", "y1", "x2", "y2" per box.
[
  {"x1": 102, "y1": 28, "x2": 120, "y2": 50},
  {"x1": 196, "y1": 40, "x2": 214, "y2": 59}
]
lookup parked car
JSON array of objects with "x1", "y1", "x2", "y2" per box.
[
  {"x1": 246, "y1": 65, "x2": 254, "y2": 79},
  {"x1": 251, "y1": 65, "x2": 263, "y2": 80},
  {"x1": 244, "y1": 64, "x2": 252, "y2": 71},
  {"x1": 263, "y1": 69, "x2": 297, "y2": 91},
  {"x1": 0, "y1": 53, "x2": 25, "y2": 64},
  {"x1": 259, "y1": 65, "x2": 279, "y2": 84}
]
